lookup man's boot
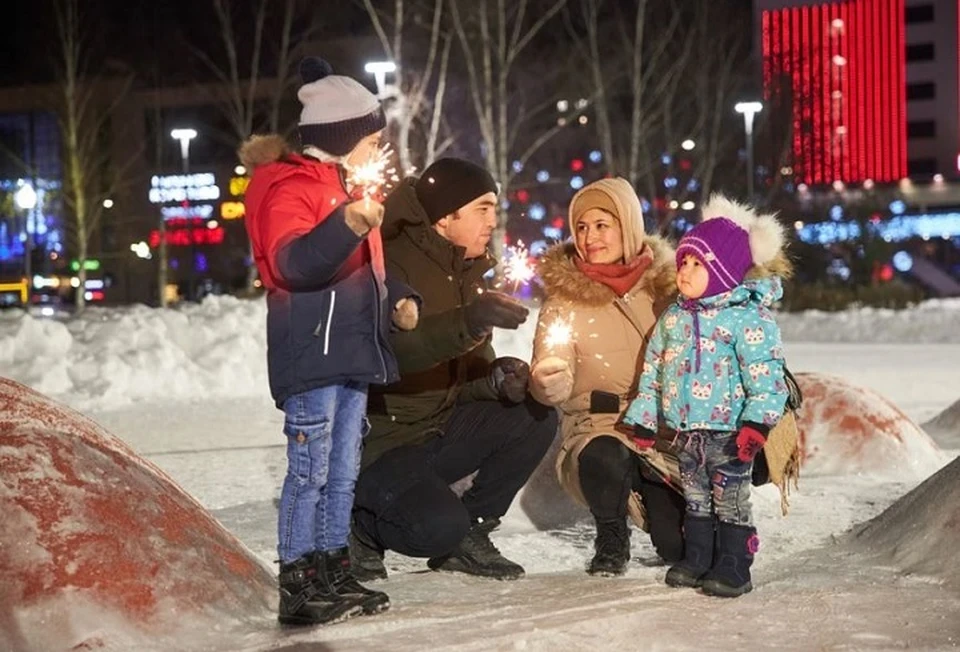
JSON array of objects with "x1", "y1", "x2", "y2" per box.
[
  {"x1": 427, "y1": 517, "x2": 524, "y2": 580},
  {"x1": 277, "y1": 553, "x2": 365, "y2": 626},
  {"x1": 700, "y1": 522, "x2": 758, "y2": 598},
  {"x1": 349, "y1": 520, "x2": 388, "y2": 582},
  {"x1": 587, "y1": 517, "x2": 631, "y2": 576},
  {"x1": 318, "y1": 547, "x2": 390, "y2": 614},
  {"x1": 665, "y1": 514, "x2": 715, "y2": 588}
]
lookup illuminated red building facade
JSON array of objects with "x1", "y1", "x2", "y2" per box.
[{"x1": 759, "y1": 0, "x2": 908, "y2": 185}]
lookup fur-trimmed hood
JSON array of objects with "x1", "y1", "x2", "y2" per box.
[
  {"x1": 238, "y1": 134, "x2": 291, "y2": 170},
  {"x1": 538, "y1": 236, "x2": 677, "y2": 307}
]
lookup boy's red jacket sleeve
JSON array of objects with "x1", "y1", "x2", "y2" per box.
[{"x1": 253, "y1": 172, "x2": 363, "y2": 290}]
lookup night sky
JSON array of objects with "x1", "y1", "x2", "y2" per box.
[{"x1": 3, "y1": 0, "x2": 373, "y2": 87}]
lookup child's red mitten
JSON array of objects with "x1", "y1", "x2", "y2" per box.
[{"x1": 736, "y1": 424, "x2": 768, "y2": 462}]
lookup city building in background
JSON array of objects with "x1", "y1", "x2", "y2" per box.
[
  {"x1": 756, "y1": 0, "x2": 960, "y2": 184},
  {"x1": 758, "y1": 0, "x2": 908, "y2": 186}
]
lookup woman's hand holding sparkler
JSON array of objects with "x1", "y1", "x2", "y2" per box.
[{"x1": 529, "y1": 356, "x2": 574, "y2": 406}]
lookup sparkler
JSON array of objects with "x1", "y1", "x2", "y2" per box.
[
  {"x1": 503, "y1": 240, "x2": 536, "y2": 294},
  {"x1": 543, "y1": 314, "x2": 574, "y2": 349},
  {"x1": 345, "y1": 144, "x2": 401, "y2": 207}
]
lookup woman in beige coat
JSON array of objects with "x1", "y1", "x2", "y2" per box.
[{"x1": 529, "y1": 178, "x2": 686, "y2": 576}]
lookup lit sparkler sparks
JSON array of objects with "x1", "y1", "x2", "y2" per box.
[
  {"x1": 503, "y1": 241, "x2": 536, "y2": 293},
  {"x1": 345, "y1": 144, "x2": 401, "y2": 206},
  {"x1": 543, "y1": 314, "x2": 574, "y2": 349}
]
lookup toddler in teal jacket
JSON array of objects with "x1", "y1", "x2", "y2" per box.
[{"x1": 624, "y1": 194, "x2": 789, "y2": 598}]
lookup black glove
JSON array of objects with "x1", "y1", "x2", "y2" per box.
[
  {"x1": 463, "y1": 291, "x2": 529, "y2": 340},
  {"x1": 490, "y1": 356, "x2": 530, "y2": 404}
]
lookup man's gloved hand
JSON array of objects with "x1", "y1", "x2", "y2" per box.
[
  {"x1": 736, "y1": 423, "x2": 768, "y2": 462},
  {"x1": 392, "y1": 298, "x2": 419, "y2": 331},
  {"x1": 344, "y1": 199, "x2": 385, "y2": 237},
  {"x1": 490, "y1": 356, "x2": 530, "y2": 404},
  {"x1": 529, "y1": 356, "x2": 574, "y2": 406},
  {"x1": 463, "y1": 291, "x2": 529, "y2": 340},
  {"x1": 631, "y1": 425, "x2": 657, "y2": 450}
]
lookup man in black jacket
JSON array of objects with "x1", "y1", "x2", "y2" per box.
[{"x1": 352, "y1": 158, "x2": 566, "y2": 580}]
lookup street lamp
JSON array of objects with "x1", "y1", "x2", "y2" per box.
[
  {"x1": 364, "y1": 61, "x2": 397, "y2": 99},
  {"x1": 14, "y1": 181, "x2": 37, "y2": 306},
  {"x1": 734, "y1": 101, "x2": 763, "y2": 199},
  {"x1": 681, "y1": 139, "x2": 696, "y2": 151},
  {"x1": 170, "y1": 128, "x2": 197, "y2": 302},
  {"x1": 171, "y1": 128, "x2": 197, "y2": 173}
]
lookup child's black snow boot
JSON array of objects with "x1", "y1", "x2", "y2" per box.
[
  {"x1": 277, "y1": 553, "x2": 365, "y2": 626},
  {"x1": 319, "y1": 547, "x2": 390, "y2": 614},
  {"x1": 701, "y1": 522, "x2": 758, "y2": 598},
  {"x1": 665, "y1": 514, "x2": 715, "y2": 588}
]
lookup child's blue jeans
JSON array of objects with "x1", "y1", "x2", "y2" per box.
[
  {"x1": 675, "y1": 429, "x2": 754, "y2": 526},
  {"x1": 277, "y1": 381, "x2": 369, "y2": 563}
]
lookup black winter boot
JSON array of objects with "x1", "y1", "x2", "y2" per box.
[
  {"x1": 427, "y1": 517, "x2": 524, "y2": 580},
  {"x1": 587, "y1": 518, "x2": 631, "y2": 576},
  {"x1": 277, "y1": 553, "x2": 365, "y2": 626},
  {"x1": 665, "y1": 514, "x2": 715, "y2": 588},
  {"x1": 318, "y1": 547, "x2": 390, "y2": 614},
  {"x1": 701, "y1": 522, "x2": 758, "y2": 598},
  {"x1": 349, "y1": 519, "x2": 388, "y2": 582}
]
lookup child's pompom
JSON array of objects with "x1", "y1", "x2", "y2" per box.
[
  {"x1": 299, "y1": 57, "x2": 334, "y2": 84},
  {"x1": 748, "y1": 212, "x2": 785, "y2": 266}
]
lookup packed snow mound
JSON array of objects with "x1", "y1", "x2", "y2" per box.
[
  {"x1": 0, "y1": 379, "x2": 275, "y2": 652},
  {"x1": 923, "y1": 397, "x2": 960, "y2": 444},
  {"x1": 845, "y1": 455, "x2": 960, "y2": 590},
  {"x1": 776, "y1": 298, "x2": 960, "y2": 343},
  {"x1": 795, "y1": 372, "x2": 948, "y2": 480}
]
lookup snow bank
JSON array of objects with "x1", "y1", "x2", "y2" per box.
[
  {"x1": 845, "y1": 455, "x2": 960, "y2": 590},
  {"x1": 1, "y1": 294, "x2": 957, "y2": 410},
  {"x1": 795, "y1": 372, "x2": 948, "y2": 480},
  {"x1": 776, "y1": 297, "x2": 960, "y2": 343},
  {"x1": 0, "y1": 379, "x2": 275, "y2": 652},
  {"x1": 0, "y1": 297, "x2": 267, "y2": 411}
]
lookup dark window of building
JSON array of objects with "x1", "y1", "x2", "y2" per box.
[
  {"x1": 907, "y1": 82, "x2": 936, "y2": 100},
  {"x1": 905, "y1": 4, "x2": 935, "y2": 23},
  {"x1": 907, "y1": 120, "x2": 937, "y2": 138},
  {"x1": 906, "y1": 43, "x2": 935, "y2": 62},
  {"x1": 907, "y1": 158, "x2": 938, "y2": 175}
]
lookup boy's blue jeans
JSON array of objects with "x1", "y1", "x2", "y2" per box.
[
  {"x1": 675, "y1": 429, "x2": 754, "y2": 526},
  {"x1": 277, "y1": 381, "x2": 369, "y2": 563}
]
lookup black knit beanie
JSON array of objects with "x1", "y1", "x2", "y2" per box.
[{"x1": 414, "y1": 158, "x2": 499, "y2": 224}]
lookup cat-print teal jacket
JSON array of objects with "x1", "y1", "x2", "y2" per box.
[{"x1": 624, "y1": 277, "x2": 789, "y2": 433}]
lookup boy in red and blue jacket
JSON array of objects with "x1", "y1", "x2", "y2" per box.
[{"x1": 240, "y1": 57, "x2": 418, "y2": 627}]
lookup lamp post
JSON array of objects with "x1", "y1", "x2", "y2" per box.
[
  {"x1": 14, "y1": 181, "x2": 37, "y2": 307},
  {"x1": 170, "y1": 128, "x2": 197, "y2": 302},
  {"x1": 734, "y1": 101, "x2": 763, "y2": 200},
  {"x1": 364, "y1": 61, "x2": 397, "y2": 99}
]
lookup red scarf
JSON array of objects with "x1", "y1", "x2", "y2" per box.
[{"x1": 574, "y1": 247, "x2": 653, "y2": 297}]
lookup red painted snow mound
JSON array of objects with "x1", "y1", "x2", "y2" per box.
[
  {"x1": 846, "y1": 455, "x2": 960, "y2": 590},
  {"x1": 795, "y1": 373, "x2": 947, "y2": 480},
  {"x1": 0, "y1": 379, "x2": 275, "y2": 652}
]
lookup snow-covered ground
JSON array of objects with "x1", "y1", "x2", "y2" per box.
[{"x1": 3, "y1": 297, "x2": 960, "y2": 651}]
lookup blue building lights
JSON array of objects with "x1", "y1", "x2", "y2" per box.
[{"x1": 796, "y1": 212, "x2": 960, "y2": 244}]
